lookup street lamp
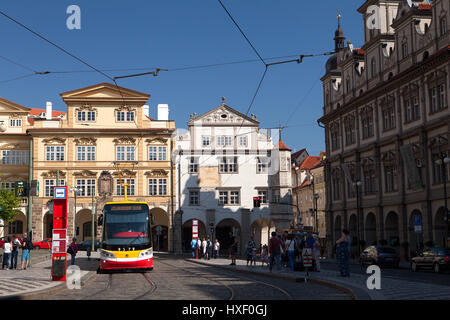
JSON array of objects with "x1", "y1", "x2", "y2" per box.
[
  {"x1": 313, "y1": 193, "x2": 320, "y2": 234},
  {"x1": 435, "y1": 154, "x2": 450, "y2": 248},
  {"x1": 70, "y1": 187, "x2": 81, "y2": 239},
  {"x1": 354, "y1": 180, "x2": 362, "y2": 255}
]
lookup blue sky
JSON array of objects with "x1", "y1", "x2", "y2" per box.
[{"x1": 0, "y1": 0, "x2": 366, "y2": 154}]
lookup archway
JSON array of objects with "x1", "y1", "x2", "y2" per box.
[
  {"x1": 43, "y1": 211, "x2": 53, "y2": 240},
  {"x1": 150, "y1": 208, "x2": 170, "y2": 252},
  {"x1": 334, "y1": 215, "x2": 342, "y2": 242},
  {"x1": 75, "y1": 209, "x2": 94, "y2": 242},
  {"x1": 385, "y1": 211, "x2": 399, "y2": 247},
  {"x1": 251, "y1": 218, "x2": 276, "y2": 252},
  {"x1": 434, "y1": 207, "x2": 447, "y2": 248},
  {"x1": 8, "y1": 211, "x2": 26, "y2": 236},
  {"x1": 365, "y1": 212, "x2": 377, "y2": 245},
  {"x1": 408, "y1": 210, "x2": 424, "y2": 252},
  {"x1": 182, "y1": 219, "x2": 207, "y2": 252},
  {"x1": 216, "y1": 218, "x2": 241, "y2": 256}
]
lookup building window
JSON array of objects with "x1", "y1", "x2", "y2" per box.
[
  {"x1": 430, "y1": 83, "x2": 447, "y2": 114},
  {"x1": 44, "y1": 179, "x2": 66, "y2": 197},
  {"x1": 346, "y1": 77, "x2": 350, "y2": 93},
  {"x1": 188, "y1": 158, "x2": 199, "y2": 174},
  {"x1": 371, "y1": 58, "x2": 376, "y2": 78},
  {"x1": 256, "y1": 157, "x2": 268, "y2": 173},
  {"x1": 432, "y1": 154, "x2": 445, "y2": 185},
  {"x1": 1, "y1": 182, "x2": 15, "y2": 192},
  {"x1": 404, "y1": 96, "x2": 420, "y2": 122},
  {"x1": 440, "y1": 17, "x2": 447, "y2": 37},
  {"x1": 189, "y1": 190, "x2": 199, "y2": 206},
  {"x1": 361, "y1": 115, "x2": 374, "y2": 139},
  {"x1": 46, "y1": 146, "x2": 65, "y2": 161},
  {"x1": 332, "y1": 173, "x2": 341, "y2": 201},
  {"x1": 330, "y1": 124, "x2": 340, "y2": 151},
  {"x1": 1, "y1": 150, "x2": 29, "y2": 165},
  {"x1": 344, "y1": 121, "x2": 355, "y2": 146},
  {"x1": 202, "y1": 136, "x2": 210, "y2": 147},
  {"x1": 77, "y1": 111, "x2": 96, "y2": 122},
  {"x1": 116, "y1": 178, "x2": 135, "y2": 196},
  {"x1": 8, "y1": 221, "x2": 23, "y2": 234},
  {"x1": 401, "y1": 42, "x2": 408, "y2": 59},
  {"x1": 219, "y1": 157, "x2": 238, "y2": 173},
  {"x1": 9, "y1": 119, "x2": 22, "y2": 127},
  {"x1": 384, "y1": 165, "x2": 398, "y2": 193},
  {"x1": 239, "y1": 136, "x2": 247, "y2": 147},
  {"x1": 363, "y1": 168, "x2": 376, "y2": 195},
  {"x1": 148, "y1": 178, "x2": 167, "y2": 196},
  {"x1": 218, "y1": 190, "x2": 240, "y2": 205},
  {"x1": 117, "y1": 111, "x2": 135, "y2": 122},
  {"x1": 77, "y1": 146, "x2": 96, "y2": 161},
  {"x1": 76, "y1": 179, "x2": 96, "y2": 197},
  {"x1": 116, "y1": 146, "x2": 135, "y2": 161},
  {"x1": 217, "y1": 136, "x2": 232, "y2": 147},
  {"x1": 382, "y1": 107, "x2": 396, "y2": 131},
  {"x1": 149, "y1": 146, "x2": 166, "y2": 161},
  {"x1": 257, "y1": 190, "x2": 268, "y2": 204}
]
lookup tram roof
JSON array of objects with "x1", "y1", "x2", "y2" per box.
[{"x1": 104, "y1": 201, "x2": 149, "y2": 206}]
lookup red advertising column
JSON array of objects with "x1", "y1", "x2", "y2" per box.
[{"x1": 51, "y1": 186, "x2": 68, "y2": 281}]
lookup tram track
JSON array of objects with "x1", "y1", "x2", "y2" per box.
[{"x1": 157, "y1": 257, "x2": 294, "y2": 300}]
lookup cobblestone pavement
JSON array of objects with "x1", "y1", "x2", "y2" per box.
[{"x1": 38, "y1": 255, "x2": 351, "y2": 300}]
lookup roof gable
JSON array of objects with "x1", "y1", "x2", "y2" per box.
[
  {"x1": 60, "y1": 82, "x2": 150, "y2": 104},
  {"x1": 0, "y1": 97, "x2": 30, "y2": 114}
]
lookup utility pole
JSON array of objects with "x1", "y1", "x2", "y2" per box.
[{"x1": 91, "y1": 191, "x2": 96, "y2": 252}]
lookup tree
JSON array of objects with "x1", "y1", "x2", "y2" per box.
[{"x1": 0, "y1": 189, "x2": 21, "y2": 223}]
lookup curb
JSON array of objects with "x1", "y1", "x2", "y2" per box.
[{"x1": 186, "y1": 259, "x2": 357, "y2": 300}]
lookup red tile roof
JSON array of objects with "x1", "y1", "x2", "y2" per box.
[
  {"x1": 299, "y1": 156, "x2": 321, "y2": 170},
  {"x1": 29, "y1": 108, "x2": 66, "y2": 117},
  {"x1": 275, "y1": 140, "x2": 292, "y2": 151},
  {"x1": 418, "y1": 4, "x2": 432, "y2": 10}
]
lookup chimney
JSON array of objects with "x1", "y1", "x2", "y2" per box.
[
  {"x1": 157, "y1": 104, "x2": 169, "y2": 121},
  {"x1": 46, "y1": 101, "x2": 52, "y2": 120},
  {"x1": 143, "y1": 105, "x2": 150, "y2": 119}
]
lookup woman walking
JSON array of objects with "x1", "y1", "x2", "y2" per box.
[
  {"x1": 67, "y1": 238, "x2": 79, "y2": 265},
  {"x1": 246, "y1": 237, "x2": 256, "y2": 266}
]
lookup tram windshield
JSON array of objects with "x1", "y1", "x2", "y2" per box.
[{"x1": 102, "y1": 204, "x2": 150, "y2": 248}]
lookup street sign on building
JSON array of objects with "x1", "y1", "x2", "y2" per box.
[
  {"x1": 413, "y1": 214, "x2": 422, "y2": 233},
  {"x1": 192, "y1": 219, "x2": 199, "y2": 239}
]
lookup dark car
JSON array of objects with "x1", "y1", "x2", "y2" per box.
[
  {"x1": 360, "y1": 246, "x2": 400, "y2": 268},
  {"x1": 78, "y1": 240, "x2": 101, "y2": 251},
  {"x1": 411, "y1": 248, "x2": 450, "y2": 273}
]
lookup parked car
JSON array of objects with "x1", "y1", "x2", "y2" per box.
[
  {"x1": 33, "y1": 238, "x2": 52, "y2": 250},
  {"x1": 360, "y1": 246, "x2": 400, "y2": 268},
  {"x1": 411, "y1": 248, "x2": 450, "y2": 273},
  {"x1": 78, "y1": 240, "x2": 101, "y2": 251}
]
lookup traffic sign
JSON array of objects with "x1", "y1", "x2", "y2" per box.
[
  {"x1": 54, "y1": 187, "x2": 67, "y2": 199},
  {"x1": 413, "y1": 214, "x2": 422, "y2": 226},
  {"x1": 302, "y1": 248, "x2": 313, "y2": 267},
  {"x1": 192, "y1": 219, "x2": 199, "y2": 239}
]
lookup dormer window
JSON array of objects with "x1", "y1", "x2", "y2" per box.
[{"x1": 220, "y1": 114, "x2": 228, "y2": 119}]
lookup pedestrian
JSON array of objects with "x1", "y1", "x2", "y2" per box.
[
  {"x1": 305, "y1": 232, "x2": 315, "y2": 249},
  {"x1": 213, "y1": 238, "x2": 220, "y2": 259},
  {"x1": 10, "y1": 236, "x2": 21, "y2": 269},
  {"x1": 20, "y1": 233, "x2": 32, "y2": 270},
  {"x1": 336, "y1": 229, "x2": 351, "y2": 277},
  {"x1": 2, "y1": 236, "x2": 12, "y2": 270},
  {"x1": 313, "y1": 234, "x2": 321, "y2": 272},
  {"x1": 190, "y1": 238, "x2": 198, "y2": 258},
  {"x1": 285, "y1": 235, "x2": 296, "y2": 271},
  {"x1": 202, "y1": 237, "x2": 207, "y2": 260},
  {"x1": 268, "y1": 232, "x2": 282, "y2": 272},
  {"x1": 195, "y1": 238, "x2": 200, "y2": 258},
  {"x1": 228, "y1": 232, "x2": 238, "y2": 266},
  {"x1": 206, "y1": 237, "x2": 212, "y2": 260},
  {"x1": 67, "y1": 238, "x2": 78, "y2": 265},
  {"x1": 261, "y1": 244, "x2": 269, "y2": 267},
  {"x1": 246, "y1": 236, "x2": 256, "y2": 267}
]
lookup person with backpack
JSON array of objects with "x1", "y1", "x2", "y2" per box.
[
  {"x1": 206, "y1": 237, "x2": 212, "y2": 260},
  {"x1": 67, "y1": 238, "x2": 78, "y2": 265},
  {"x1": 20, "y1": 233, "x2": 32, "y2": 270},
  {"x1": 10, "y1": 236, "x2": 21, "y2": 269}
]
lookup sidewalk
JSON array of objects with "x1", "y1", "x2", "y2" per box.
[
  {"x1": 320, "y1": 257, "x2": 410, "y2": 269},
  {"x1": 187, "y1": 257, "x2": 450, "y2": 300},
  {"x1": 0, "y1": 251, "x2": 98, "y2": 299}
]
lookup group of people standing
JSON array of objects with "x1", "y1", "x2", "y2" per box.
[
  {"x1": 191, "y1": 236, "x2": 220, "y2": 260},
  {"x1": 267, "y1": 231, "x2": 322, "y2": 273},
  {"x1": 1, "y1": 234, "x2": 33, "y2": 270}
]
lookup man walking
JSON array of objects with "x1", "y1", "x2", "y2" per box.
[
  {"x1": 213, "y1": 238, "x2": 220, "y2": 259},
  {"x1": 228, "y1": 231, "x2": 238, "y2": 266},
  {"x1": 268, "y1": 232, "x2": 282, "y2": 272},
  {"x1": 20, "y1": 233, "x2": 32, "y2": 270},
  {"x1": 191, "y1": 238, "x2": 198, "y2": 258}
]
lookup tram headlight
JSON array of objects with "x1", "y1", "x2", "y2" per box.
[
  {"x1": 139, "y1": 248, "x2": 153, "y2": 258},
  {"x1": 99, "y1": 249, "x2": 116, "y2": 259}
]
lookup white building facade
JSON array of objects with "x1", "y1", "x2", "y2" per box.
[{"x1": 175, "y1": 99, "x2": 293, "y2": 255}]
